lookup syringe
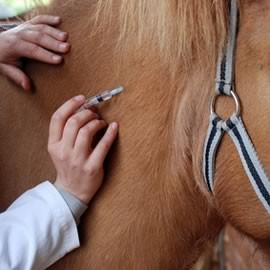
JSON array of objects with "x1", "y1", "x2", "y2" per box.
[{"x1": 77, "y1": 86, "x2": 124, "y2": 112}]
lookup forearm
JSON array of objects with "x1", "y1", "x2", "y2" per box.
[{"x1": 0, "y1": 181, "x2": 80, "y2": 269}]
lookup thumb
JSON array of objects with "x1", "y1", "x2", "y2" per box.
[{"x1": 0, "y1": 64, "x2": 31, "y2": 91}]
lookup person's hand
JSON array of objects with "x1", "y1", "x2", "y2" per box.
[
  {"x1": 48, "y1": 95, "x2": 119, "y2": 204},
  {"x1": 0, "y1": 15, "x2": 70, "y2": 91}
]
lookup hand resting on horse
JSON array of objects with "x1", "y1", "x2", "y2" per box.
[{"x1": 0, "y1": 15, "x2": 70, "y2": 91}]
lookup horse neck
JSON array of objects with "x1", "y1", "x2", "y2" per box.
[{"x1": 28, "y1": 0, "x2": 226, "y2": 268}]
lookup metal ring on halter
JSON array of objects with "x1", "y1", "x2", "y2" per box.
[{"x1": 210, "y1": 90, "x2": 241, "y2": 118}]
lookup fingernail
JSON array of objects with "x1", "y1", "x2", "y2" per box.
[
  {"x1": 59, "y1": 43, "x2": 69, "y2": 50},
  {"x1": 110, "y1": 122, "x2": 118, "y2": 130},
  {"x1": 21, "y1": 81, "x2": 27, "y2": 90},
  {"x1": 21, "y1": 81, "x2": 31, "y2": 91},
  {"x1": 52, "y1": 55, "x2": 62, "y2": 61},
  {"x1": 75, "y1": 95, "x2": 85, "y2": 101},
  {"x1": 58, "y1": 32, "x2": 67, "y2": 39}
]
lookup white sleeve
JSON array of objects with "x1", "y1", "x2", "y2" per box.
[{"x1": 0, "y1": 181, "x2": 80, "y2": 270}]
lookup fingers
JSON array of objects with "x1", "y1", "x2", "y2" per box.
[
  {"x1": 16, "y1": 40, "x2": 63, "y2": 64},
  {"x1": 62, "y1": 110, "x2": 99, "y2": 149},
  {"x1": 36, "y1": 25, "x2": 68, "y2": 42},
  {"x1": 74, "y1": 119, "x2": 107, "y2": 158},
  {"x1": 29, "y1": 16, "x2": 68, "y2": 41},
  {"x1": 30, "y1": 15, "x2": 61, "y2": 26},
  {"x1": 11, "y1": 16, "x2": 70, "y2": 64},
  {"x1": 0, "y1": 63, "x2": 31, "y2": 91},
  {"x1": 88, "y1": 122, "x2": 118, "y2": 166},
  {"x1": 20, "y1": 30, "x2": 70, "y2": 54},
  {"x1": 48, "y1": 95, "x2": 85, "y2": 145}
]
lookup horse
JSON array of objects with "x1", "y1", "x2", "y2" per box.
[{"x1": 0, "y1": 0, "x2": 269, "y2": 268}]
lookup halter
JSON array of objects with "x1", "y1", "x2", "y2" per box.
[{"x1": 203, "y1": 0, "x2": 270, "y2": 213}]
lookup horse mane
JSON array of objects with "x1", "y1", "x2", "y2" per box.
[
  {"x1": 93, "y1": 0, "x2": 228, "y2": 70},
  {"x1": 28, "y1": 0, "x2": 228, "y2": 73}
]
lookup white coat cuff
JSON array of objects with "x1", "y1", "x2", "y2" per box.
[{"x1": 32, "y1": 181, "x2": 80, "y2": 261}]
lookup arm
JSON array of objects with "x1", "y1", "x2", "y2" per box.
[
  {"x1": 0, "y1": 181, "x2": 79, "y2": 270},
  {"x1": 0, "y1": 96, "x2": 119, "y2": 269}
]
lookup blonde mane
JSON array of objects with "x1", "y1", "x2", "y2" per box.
[
  {"x1": 94, "y1": 0, "x2": 228, "y2": 70},
  {"x1": 30, "y1": 0, "x2": 228, "y2": 72}
]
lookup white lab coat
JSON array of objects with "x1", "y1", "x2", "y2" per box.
[{"x1": 0, "y1": 181, "x2": 80, "y2": 270}]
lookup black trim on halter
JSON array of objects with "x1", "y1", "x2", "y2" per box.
[
  {"x1": 225, "y1": 118, "x2": 235, "y2": 130},
  {"x1": 212, "y1": 116, "x2": 222, "y2": 127},
  {"x1": 218, "y1": 55, "x2": 227, "y2": 94},
  {"x1": 231, "y1": 126, "x2": 270, "y2": 207},
  {"x1": 204, "y1": 125, "x2": 218, "y2": 192}
]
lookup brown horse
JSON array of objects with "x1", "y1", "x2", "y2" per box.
[{"x1": 0, "y1": 0, "x2": 269, "y2": 269}]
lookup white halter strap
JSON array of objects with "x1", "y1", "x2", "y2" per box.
[
  {"x1": 203, "y1": 0, "x2": 270, "y2": 213},
  {"x1": 215, "y1": 0, "x2": 238, "y2": 96}
]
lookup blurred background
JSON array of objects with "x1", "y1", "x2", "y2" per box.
[{"x1": 0, "y1": 0, "x2": 50, "y2": 18}]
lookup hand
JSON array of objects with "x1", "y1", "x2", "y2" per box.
[
  {"x1": 0, "y1": 15, "x2": 70, "y2": 91},
  {"x1": 48, "y1": 95, "x2": 119, "y2": 204}
]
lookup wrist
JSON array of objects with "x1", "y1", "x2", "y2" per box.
[
  {"x1": 55, "y1": 185, "x2": 88, "y2": 225},
  {"x1": 54, "y1": 179, "x2": 93, "y2": 205}
]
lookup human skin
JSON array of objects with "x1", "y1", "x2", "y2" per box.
[
  {"x1": 0, "y1": 15, "x2": 70, "y2": 91},
  {"x1": 49, "y1": 95, "x2": 119, "y2": 204}
]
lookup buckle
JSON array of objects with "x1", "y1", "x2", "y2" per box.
[{"x1": 210, "y1": 90, "x2": 241, "y2": 119}]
